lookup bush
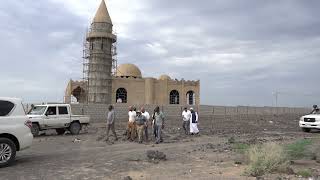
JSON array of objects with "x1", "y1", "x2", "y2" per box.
[
  {"x1": 245, "y1": 142, "x2": 289, "y2": 177},
  {"x1": 228, "y1": 136, "x2": 236, "y2": 144},
  {"x1": 232, "y1": 143, "x2": 250, "y2": 154},
  {"x1": 285, "y1": 139, "x2": 313, "y2": 160},
  {"x1": 310, "y1": 143, "x2": 320, "y2": 163},
  {"x1": 296, "y1": 169, "x2": 312, "y2": 178}
]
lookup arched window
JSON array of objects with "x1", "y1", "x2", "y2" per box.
[
  {"x1": 116, "y1": 88, "x2": 127, "y2": 103},
  {"x1": 169, "y1": 90, "x2": 180, "y2": 104},
  {"x1": 186, "y1": 91, "x2": 195, "y2": 105}
]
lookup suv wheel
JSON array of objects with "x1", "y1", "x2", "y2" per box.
[
  {"x1": 69, "y1": 122, "x2": 81, "y2": 135},
  {"x1": 0, "y1": 138, "x2": 16, "y2": 168},
  {"x1": 56, "y1": 128, "x2": 66, "y2": 135},
  {"x1": 302, "y1": 128, "x2": 311, "y2": 133},
  {"x1": 31, "y1": 123, "x2": 40, "y2": 137}
]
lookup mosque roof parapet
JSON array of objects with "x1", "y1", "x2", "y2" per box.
[
  {"x1": 166, "y1": 78, "x2": 199, "y2": 86},
  {"x1": 70, "y1": 80, "x2": 87, "y2": 86}
]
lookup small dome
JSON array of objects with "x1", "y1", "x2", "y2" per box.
[
  {"x1": 116, "y1": 64, "x2": 142, "y2": 78},
  {"x1": 159, "y1": 74, "x2": 171, "y2": 80}
]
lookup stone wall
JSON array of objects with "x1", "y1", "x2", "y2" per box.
[{"x1": 71, "y1": 104, "x2": 310, "y2": 133}]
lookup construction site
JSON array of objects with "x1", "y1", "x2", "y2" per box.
[{"x1": 1, "y1": 1, "x2": 319, "y2": 180}]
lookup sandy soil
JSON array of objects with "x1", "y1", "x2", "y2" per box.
[{"x1": 0, "y1": 125, "x2": 319, "y2": 180}]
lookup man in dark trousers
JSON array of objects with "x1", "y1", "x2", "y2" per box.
[
  {"x1": 106, "y1": 105, "x2": 118, "y2": 141},
  {"x1": 182, "y1": 107, "x2": 191, "y2": 135}
]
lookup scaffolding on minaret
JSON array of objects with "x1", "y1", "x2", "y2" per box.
[
  {"x1": 78, "y1": 0, "x2": 118, "y2": 104},
  {"x1": 82, "y1": 29, "x2": 118, "y2": 104}
]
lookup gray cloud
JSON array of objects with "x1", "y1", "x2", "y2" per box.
[{"x1": 0, "y1": 0, "x2": 319, "y2": 106}]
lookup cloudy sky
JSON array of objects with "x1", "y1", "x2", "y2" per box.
[{"x1": 0, "y1": 0, "x2": 319, "y2": 107}]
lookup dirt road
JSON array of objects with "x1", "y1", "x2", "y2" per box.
[{"x1": 0, "y1": 125, "x2": 319, "y2": 180}]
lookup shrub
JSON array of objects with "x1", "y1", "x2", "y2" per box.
[
  {"x1": 245, "y1": 142, "x2": 289, "y2": 177},
  {"x1": 285, "y1": 139, "x2": 313, "y2": 160},
  {"x1": 228, "y1": 136, "x2": 236, "y2": 144},
  {"x1": 310, "y1": 143, "x2": 320, "y2": 163},
  {"x1": 296, "y1": 169, "x2": 312, "y2": 178},
  {"x1": 232, "y1": 143, "x2": 250, "y2": 154}
]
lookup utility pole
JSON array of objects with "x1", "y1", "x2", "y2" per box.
[{"x1": 272, "y1": 91, "x2": 279, "y2": 107}]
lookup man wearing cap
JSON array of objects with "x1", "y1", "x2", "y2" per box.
[
  {"x1": 136, "y1": 110, "x2": 147, "y2": 143},
  {"x1": 189, "y1": 108, "x2": 199, "y2": 135},
  {"x1": 182, "y1": 107, "x2": 191, "y2": 135}
]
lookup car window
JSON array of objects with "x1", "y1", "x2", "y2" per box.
[
  {"x1": 46, "y1": 106, "x2": 57, "y2": 115},
  {"x1": 58, "y1": 106, "x2": 68, "y2": 115},
  {"x1": 0, "y1": 100, "x2": 15, "y2": 116},
  {"x1": 29, "y1": 106, "x2": 46, "y2": 115}
]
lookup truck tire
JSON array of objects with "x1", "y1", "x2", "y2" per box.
[
  {"x1": 31, "y1": 123, "x2": 40, "y2": 137},
  {"x1": 69, "y1": 122, "x2": 81, "y2": 135},
  {"x1": 56, "y1": 128, "x2": 66, "y2": 135},
  {"x1": 0, "y1": 138, "x2": 17, "y2": 168},
  {"x1": 301, "y1": 128, "x2": 311, "y2": 133}
]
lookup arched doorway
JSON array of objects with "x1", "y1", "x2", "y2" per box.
[
  {"x1": 116, "y1": 88, "x2": 127, "y2": 103},
  {"x1": 186, "y1": 91, "x2": 195, "y2": 105},
  {"x1": 71, "y1": 86, "x2": 86, "y2": 103},
  {"x1": 169, "y1": 90, "x2": 180, "y2": 104}
]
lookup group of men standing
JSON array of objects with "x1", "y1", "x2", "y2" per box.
[
  {"x1": 127, "y1": 106, "x2": 165, "y2": 144},
  {"x1": 106, "y1": 105, "x2": 165, "y2": 144},
  {"x1": 182, "y1": 107, "x2": 199, "y2": 135},
  {"x1": 105, "y1": 105, "x2": 199, "y2": 144}
]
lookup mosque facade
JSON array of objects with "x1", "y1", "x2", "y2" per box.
[{"x1": 64, "y1": 0, "x2": 200, "y2": 106}]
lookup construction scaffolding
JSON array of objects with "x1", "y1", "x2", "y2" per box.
[{"x1": 82, "y1": 26, "x2": 118, "y2": 104}]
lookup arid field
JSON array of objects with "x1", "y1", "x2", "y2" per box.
[{"x1": 0, "y1": 121, "x2": 319, "y2": 180}]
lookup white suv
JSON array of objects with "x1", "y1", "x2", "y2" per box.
[
  {"x1": 299, "y1": 113, "x2": 320, "y2": 132},
  {"x1": 0, "y1": 97, "x2": 33, "y2": 167}
]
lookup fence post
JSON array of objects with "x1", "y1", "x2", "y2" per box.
[
  {"x1": 247, "y1": 106, "x2": 249, "y2": 122},
  {"x1": 212, "y1": 106, "x2": 214, "y2": 133},
  {"x1": 237, "y1": 106, "x2": 239, "y2": 122}
]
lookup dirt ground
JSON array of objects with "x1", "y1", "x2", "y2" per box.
[{"x1": 0, "y1": 124, "x2": 319, "y2": 180}]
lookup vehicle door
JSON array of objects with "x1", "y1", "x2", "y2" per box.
[
  {"x1": 57, "y1": 106, "x2": 71, "y2": 127},
  {"x1": 44, "y1": 106, "x2": 59, "y2": 128}
]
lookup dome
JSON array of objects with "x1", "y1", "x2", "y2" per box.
[
  {"x1": 159, "y1": 74, "x2": 171, "y2": 80},
  {"x1": 116, "y1": 64, "x2": 142, "y2": 78}
]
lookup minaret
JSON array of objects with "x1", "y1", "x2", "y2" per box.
[{"x1": 84, "y1": 0, "x2": 117, "y2": 104}]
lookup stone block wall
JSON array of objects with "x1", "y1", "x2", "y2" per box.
[{"x1": 70, "y1": 104, "x2": 310, "y2": 133}]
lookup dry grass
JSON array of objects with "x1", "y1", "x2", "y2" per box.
[
  {"x1": 245, "y1": 142, "x2": 289, "y2": 177},
  {"x1": 285, "y1": 139, "x2": 313, "y2": 160},
  {"x1": 296, "y1": 169, "x2": 312, "y2": 178}
]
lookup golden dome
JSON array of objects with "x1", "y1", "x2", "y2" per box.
[
  {"x1": 159, "y1": 74, "x2": 171, "y2": 80},
  {"x1": 116, "y1": 64, "x2": 142, "y2": 78}
]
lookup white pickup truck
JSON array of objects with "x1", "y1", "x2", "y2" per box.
[{"x1": 27, "y1": 104, "x2": 90, "y2": 136}]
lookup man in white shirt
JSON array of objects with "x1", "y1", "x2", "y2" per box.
[
  {"x1": 182, "y1": 107, "x2": 191, "y2": 135},
  {"x1": 127, "y1": 106, "x2": 136, "y2": 141},
  {"x1": 141, "y1": 107, "x2": 150, "y2": 141}
]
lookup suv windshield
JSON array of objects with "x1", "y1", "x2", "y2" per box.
[{"x1": 28, "y1": 106, "x2": 46, "y2": 115}]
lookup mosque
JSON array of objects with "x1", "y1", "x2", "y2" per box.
[{"x1": 64, "y1": 0, "x2": 200, "y2": 106}]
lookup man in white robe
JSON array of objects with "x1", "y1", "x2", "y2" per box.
[{"x1": 189, "y1": 108, "x2": 199, "y2": 135}]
